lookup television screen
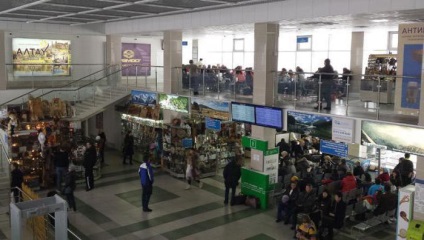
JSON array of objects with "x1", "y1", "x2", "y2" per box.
[
  {"x1": 255, "y1": 106, "x2": 282, "y2": 129},
  {"x1": 131, "y1": 90, "x2": 156, "y2": 106},
  {"x1": 158, "y1": 93, "x2": 189, "y2": 113},
  {"x1": 12, "y1": 38, "x2": 71, "y2": 76},
  {"x1": 361, "y1": 120, "x2": 424, "y2": 156},
  {"x1": 231, "y1": 102, "x2": 255, "y2": 124}
]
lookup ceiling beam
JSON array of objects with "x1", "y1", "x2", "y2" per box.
[{"x1": 0, "y1": 0, "x2": 50, "y2": 15}]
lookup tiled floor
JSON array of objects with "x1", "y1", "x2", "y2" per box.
[{"x1": 0, "y1": 149, "x2": 398, "y2": 239}]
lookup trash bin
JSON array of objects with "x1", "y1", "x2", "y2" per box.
[{"x1": 407, "y1": 220, "x2": 424, "y2": 240}]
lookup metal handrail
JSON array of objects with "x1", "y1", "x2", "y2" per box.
[
  {"x1": 0, "y1": 64, "x2": 119, "y2": 107},
  {"x1": 12, "y1": 187, "x2": 82, "y2": 240},
  {"x1": 34, "y1": 65, "x2": 131, "y2": 100}
]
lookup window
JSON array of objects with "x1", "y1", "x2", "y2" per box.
[
  {"x1": 296, "y1": 35, "x2": 312, "y2": 51},
  {"x1": 388, "y1": 31, "x2": 398, "y2": 51},
  {"x1": 233, "y1": 38, "x2": 244, "y2": 52}
]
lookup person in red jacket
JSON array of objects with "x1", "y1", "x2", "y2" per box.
[
  {"x1": 340, "y1": 172, "x2": 357, "y2": 193},
  {"x1": 376, "y1": 169, "x2": 390, "y2": 183}
]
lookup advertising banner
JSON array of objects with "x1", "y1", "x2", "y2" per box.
[
  {"x1": 332, "y1": 117, "x2": 355, "y2": 143},
  {"x1": 12, "y1": 38, "x2": 71, "y2": 76},
  {"x1": 397, "y1": 185, "x2": 415, "y2": 239},
  {"x1": 320, "y1": 140, "x2": 348, "y2": 158},
  {"x1": 191, "y1": 97, "x2": 230, "y2": 120},
  {"x1": 396, "y1": 24, "x2": 424, "y2": 114},
  {"x1": 287, "y1": 111, "x2": 332, "y2": 140},
  {"x1": 401, "y1": 44, "x2": 422, "y2": 109},
  {"x1": 361, "y1": 120, "x2": 424, "y2": 156},
  {"x1": 264, "y1": 148, "x2": 279, "y2": 184},
  {"x1": 121, "y1": 43, "x2": 151, "y2": 76},
  {"x1": 241, "y1": 167, "x2": 270, "y2": 210},
  {"x1": 158, "y1": 93, "x2": 189, "y2": 113},
  {"x1": 241, "y1": 136, "x2": 268, "y2": 152},
  {"x1": 131, "y1": 90, "x2": 157, "y2": 106}
]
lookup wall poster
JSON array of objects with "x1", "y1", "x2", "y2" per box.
[
  {"x1": 12, "y1": 38, "x2": 71, "y2": 76},
  {"x1": 121, "y1": 43, "x2": 151, "y2": 76}
]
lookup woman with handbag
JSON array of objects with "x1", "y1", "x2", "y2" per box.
[{"x1": 63, "y1": 165, "x2": 77, "y2": 211}]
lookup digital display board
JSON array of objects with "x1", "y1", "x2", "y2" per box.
[
  {"x1": 231, "y1": 102, "x2": 255, "y2": 124},
  {"x1": 255, "y1": 106, "x2": 282, "y2": 129},
  {"x1": 12, "y1": 38, "x2": 71, "y2": 76}
]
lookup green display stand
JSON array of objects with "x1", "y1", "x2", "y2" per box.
[
  {"x1": 241, "y1": 167, "x2": 271, "y2": 210},
  {"x1": 407, "y1": 220, "x2": 424, "y2": 240}
]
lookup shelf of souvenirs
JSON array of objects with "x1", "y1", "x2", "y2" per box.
[{"x1": 121, "y1": 113, "x2": 164, "y2": 128}]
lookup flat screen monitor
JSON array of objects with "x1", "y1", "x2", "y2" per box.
[
  {"x1": 255, "y1": 106, "x2": 282, "y2": 129},
  {"x1": 231, "y1": 102, "x2": 255, "y2": 124}
]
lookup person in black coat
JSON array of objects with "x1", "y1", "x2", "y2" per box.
[
  {"x1": 223, "y1": 156, "x2": 241, "y2": 205},
  {"x1": 276, "y1": 181, "x2": 299, "y2": 223},
  {"x1": 320, "y1": 191, "x2": 347, "y2": 240},
  {"x1": 10, "y1": 163, "x2": 23, "y2": 203},
  {"x1": 123, "y1": 131, "x2": 134, "y2": 165},
  {"x1": 318, "y1": 189, "x2": 332, "y2": 216},
  {"x1": 83, "y1": 141, "x2": 97, "y2": 191},
  {"x1": 277, "y1": 138, "x2": 291, "y2": 155},
  {"x1": 63, "y1": 165, "x2": 77, "y2": 211}
]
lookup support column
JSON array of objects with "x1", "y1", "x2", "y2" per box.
[
  {"x1": 106, "y1": 35, "x2": 122, "y2": 86},
  {"x1": 0, "y1": 31, "x2": 6, "y2": 90},
  {"x1": 350, "y1": 32, "x2": 364, "y2": 94},
  {"x1": 163, "y1": 31, "x2": 182, "y2": 123},
  {"x1": 252, "y1": 23, "x2": 279, "y2": 147}
]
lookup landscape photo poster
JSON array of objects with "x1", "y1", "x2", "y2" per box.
[
  {"x1": 158, "y1": 93, "x2": 189, "y2": 113},
  {"x1": 131, "y1": 90, "x2": 157, "y2": 106},
  {"x1": 121, "y1": 43, "x2": 151, "y2": 76},
  {"x1": 287, "y1": 111, "x2": 332, "y2": 140},
  {"x1": 361, "y1": 120, "x2": 424, "y2": 156},
  {"x1": 12, "y1": 38, "x2": 71, "y2": 76},
  {"x1": 191, "y1": 97, "x2": 230, "y2": 120}
]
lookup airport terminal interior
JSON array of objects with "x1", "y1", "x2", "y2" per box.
[{"x1": 0, "y1": 0, "x2": 424, "y2": 239}]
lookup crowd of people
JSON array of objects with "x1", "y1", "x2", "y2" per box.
[
  {"x1": 275, "y1": 136, "x2": 414, "y2": 239},
  {"x1": 182, "y1": 59, "x2": 254, "y2": 95},
  {"x1": 278, "y1": 59, "x2": 352, "y2": 111}
]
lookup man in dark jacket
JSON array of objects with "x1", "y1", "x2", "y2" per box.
[
  {"x1": 277, "y1": 138, "x2": 290, "y2": 155},
  {"x1": 139, "y1": 154, "x2": 154, "y2": 212},
  {"x1": 223, "y1": 156, "x2": 241, "y2": 205},
  {"x1": 315, "y1": 58, "x2": 334, "y2": 110},
  {"x1": 83, "y1": 141, "x2": 97, "y2": 191},
  {"x1": 292, "y1": 184, "x2": 316, "y2": 229},
  {"x1": 11, "y1": 163, "x2": 23, "y2": 203},
  {"x1": 276, "y1": 181, "x2": 299, "y2": 223},
  {"x1": 54, "y1": 145, "x2": 69, "y2": 192},
  {"x1": 320, "y1": 191, "x2": 347, "y2": 240},
  {"x1": 123, "y1": 131, "x2": 134, "y2": 165},
  {"x1": 63, "y1": 165, "x2": 77, "y2": 211}
]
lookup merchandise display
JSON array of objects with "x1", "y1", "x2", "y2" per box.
[
  {"x1": 361, "y1": 54, "x2": 397, "y2": 103},
  {"x1": 118, "y1": 100, "x2": 163, "y2": 165}
]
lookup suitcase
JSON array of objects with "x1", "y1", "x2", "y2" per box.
[{"x1": 233, "y1": 195, "x2": 247, "y2": 205}]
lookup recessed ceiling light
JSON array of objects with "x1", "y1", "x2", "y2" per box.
[{"x1": 371, "y1": 19, "x2": 389, "y2": 23}]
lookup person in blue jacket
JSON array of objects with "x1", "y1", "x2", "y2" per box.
[{"x1": 139, "y1": 154, "x2": 154, "y2": 212}]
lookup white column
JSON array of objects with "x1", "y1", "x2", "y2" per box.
[
  {"x1": 252, "y1": 23, "x2": 279, "y2": 147},
  {"x1": 350, "y1": 32, "x2": 364, "y2": 94},
  {"x1": 106, "y1": 35, "x2": 121, "y2": 65}
]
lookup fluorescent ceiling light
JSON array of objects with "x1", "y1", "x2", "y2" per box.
[{"x1": 371, "y1": 19, "x2": 389, "y2": 23}]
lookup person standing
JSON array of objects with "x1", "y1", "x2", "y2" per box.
[
  {"x1": 276, "y1": 138, "x2": 290, "y2": 155},
  {"x1": 315, "y1": 58, "x2": 334, "y2": 110},
  {"x1": 139, "y1": 154, "x2": 154, "y2": 212},
  {"x1": 223, "y1": 155, "x2": 241, "y2": 205},
  {"x1": 54, "y1": 145, "x2": 69, "y2": 192},
  {"x1": 189, "y1": 60, "x2": 199, "y2": 95},
  {"x1": 185, "y1": 149, "x2": 203, "y2": 190},
  {"x1": 83, "y1": 141, "x2": 97, "y2": 191},
  {"x1": 63, "y1": 165, "x2": 77, "y2": 211},
  {"x1": 97, "y1": 132, "x2": 106, "y2": 164},
  {"x1": 320, "y1": 192, "x2": 347, "y2": 240},
  {"x1": 10, "y1": 163, "x2": 23, "y2": 203},
  {"x1": 123, "y1": 131, "x2": 134, "y2": 165}
]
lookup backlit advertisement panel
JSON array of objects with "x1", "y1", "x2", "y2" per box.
[{"x1": 12, "y1": 38, "x2": 71, "y2": 76}]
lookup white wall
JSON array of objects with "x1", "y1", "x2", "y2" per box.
[{"x1": 4, "y1": 32, "x2": 106, "y2": 82}]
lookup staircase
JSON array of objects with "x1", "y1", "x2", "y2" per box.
[{"x1": 71, "y1": 86, "x2": 130, "y2": 121}]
